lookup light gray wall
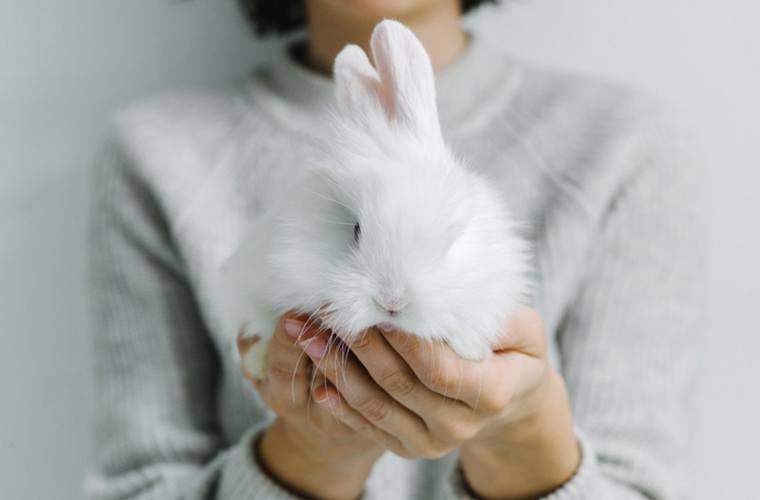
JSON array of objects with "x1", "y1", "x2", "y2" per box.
[
  {"x1": 1, "y1": 1, "x2": 757, "y2": 499},
  {"x1": 1, "y1": 2, "x2": 273, "y2": 499}
]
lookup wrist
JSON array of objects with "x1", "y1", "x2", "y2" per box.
[
  {"x1": 258, "y1": 418, "x2": 379, "y2": 500},
  {"x1": 460, "y1": 369, "x2": 580, "y2": 499}
]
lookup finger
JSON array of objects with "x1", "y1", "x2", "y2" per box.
[
  {"x1": 301, "y1": 331, "x2": 431, "y2": 450},
  {"x1": 487, "y1": 350, "x2": 547, "y2": 414},
  {"x1": 308, "y1": 372, "x2": 407, "y2": 456},
  {"x1": 475, "y1": 309, "x2": 548, "y2": 413},
  {"x1": 379, "y1": 327, "x2": 492, "y2": 409},
  {"x1": 306, "y1": 370, "x2": 353, "y2": 431},
  {"x1": 256, "y1": 313, "x2": 319, "y2": 414},
  {"x1": 346, "y1": 327, "x2": 475, "y2": 427},
  {"x1": 380, "y1": 324, "x2": 544, "y2": 414}
]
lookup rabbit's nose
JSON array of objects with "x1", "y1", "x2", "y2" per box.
[{"x1": 373, "y1": 296, "x2": 409, "y2": 316}]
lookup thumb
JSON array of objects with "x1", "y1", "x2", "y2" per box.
[{"x1": 492, "y1": 308, "x2": 547, "y2": 359}]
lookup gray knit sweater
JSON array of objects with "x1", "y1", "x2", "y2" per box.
[{"x1": 86, "y1": 37, "x2": 705, "y2": 500}]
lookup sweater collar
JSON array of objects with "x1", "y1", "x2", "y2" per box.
[{"x1": 248, "y1": 34, "x2": 522, "y2": 137}]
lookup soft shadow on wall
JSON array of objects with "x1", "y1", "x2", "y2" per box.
[{"x1": 1, "y1": 1, "x2": 275, "y2": 499}]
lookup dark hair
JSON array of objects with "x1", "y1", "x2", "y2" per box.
[{"x1": 238, "y1": 0, "x2": 498, "y2": 35}]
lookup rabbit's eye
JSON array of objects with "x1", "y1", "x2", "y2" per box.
[{"x1": 353, "y1": 222, "x2": 361, "y2": 244}]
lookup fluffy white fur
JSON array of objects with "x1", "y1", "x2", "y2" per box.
[{"x1": 219, "y1": 20, "x2": 530, "y2": 377}]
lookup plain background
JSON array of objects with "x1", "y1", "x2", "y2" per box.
[{"x1": 1, "y1": 1, "x2": 758, "y2": 499}]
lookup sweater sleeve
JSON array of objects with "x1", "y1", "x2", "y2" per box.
[
  {"x1": 85, "y1": 136, "x2": 299, "y2": 500},
  {"x1": 445, "y1": 112, "x2": 706, "y2": 500},
  {"x1": 548, "y1": 114, "x2": 706, "y2": 500}
]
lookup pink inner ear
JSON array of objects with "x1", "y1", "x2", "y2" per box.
[
  {"x1": 369, "y1": 28, "x2": 399, "y2": 121},
  {"x1": 369, "y1": 20, "x2": 438, "y2": 135},
  {"x1": 353, "y1": 69, "x2": 395, "y2": 121},
  {"x1": 354, "y1": 70, "x2": 392, "y2": 119},
  {"x1": 334, "y1": 44, "x2": 394, "y2": 120},
  {"x1": 375, "y1": 76, "x2": 396, "y2": 121}
]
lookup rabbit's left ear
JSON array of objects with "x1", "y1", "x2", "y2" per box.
[
  {"x1": 334, "y1": 44, "x2": 386, "y2": 120},
  {"x1": 370, "y1": 20, "x2": 442, "y2": 143}
]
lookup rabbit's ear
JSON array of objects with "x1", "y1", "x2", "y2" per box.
[
  {"x1": 333, "y1": 44, "x2": 386, "y2": 120},
  {"x1": 370, "y1": 20, "x2": 441, "y2": 142}
]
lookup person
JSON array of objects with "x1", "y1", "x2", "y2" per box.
[{"x1": 86, "y1": 1, "x2": 705, "y2": 499}]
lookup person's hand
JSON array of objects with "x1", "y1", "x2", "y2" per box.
[
  {"x1": 300, "y1": 308, "x2": 580, "y2": 499},
  {"x1": 237, "y1": 313, "x2": 387, "y2": 500}
]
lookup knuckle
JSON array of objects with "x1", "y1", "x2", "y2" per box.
[
  {"x1": 419, "y1": 356, "x2": 460, "y2": 394},
  {"x1": 352, "y1": 421, "x2": 374, "y2": 436},
  {"x1": 267, "y1": 400, "x2": 287, "y2": 416},
  {"x1": 394, "y1": 334, "x2": 422, "y2": 356},
  {"x1": 357, "y1": 397, "x2": 391, "y2": 424},
  {"x1": 348, "y1": 330, "x2": 372, "y2": 350},
  {"x1": 320, "y1": 399, "x2": 344, "y2": 417},
  {"x1": 419, "y1": 442, "x2": 454, "y2": 460},
  {"x1": 522, "y1": 308, "x2": 544, "y2": 331},
  {"x1": 422, "y1": 369, "x2": 455, "y2": 394},
  {"x1": 267, "y1": 360, "x2": 298, "y2": 382},
  {"x1": 314, "y1": 351, "x2": 340, "y2": 376},
  {"x1": 267, "y1": 394, "x2": 297, "y2": 417},
  {"x1": 379, "y1": 371, "x2": 417, "y2": 397},
  {"x1": 393, "y1": 447, "x2": 416, "y2": 460},
  {"x1": 478, "y1": 389, "x2": 510, "y2": 414},
  {"x1": 271, "y1": 332, "x2": 301, "y2": 354},
  {"x1": 405, "y1": 433, "x2": 451, "y2": 460},
  {"x1": 442, "y1": 421, "x2": 478, "y2": 443}
]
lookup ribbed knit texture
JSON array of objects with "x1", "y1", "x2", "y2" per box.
[{"x1": 86, "y1": 36, "x2": 705, "y2": 500}]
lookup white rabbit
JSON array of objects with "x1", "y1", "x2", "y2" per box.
[{"x1": 219, "y1": 20, "x2": 530, "y2": 379}]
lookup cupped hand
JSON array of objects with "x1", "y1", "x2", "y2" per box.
[
  {"x1": 302, "y1": 308, "x2": 580, "y2": 498},
  {"x1": 297, "y1": 308, "x2": 546, "y2": 457},
  {"x1": 237, "y1": 314, "x2": 386, "y2": 499},
  {"x1": 240, "y1": 308, "x2": 579, "y2": 499}
]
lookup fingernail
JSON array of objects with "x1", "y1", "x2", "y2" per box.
[
  {"x1": 300, "y1": 335, "x2": 328, "y2": 359},
  {"x1": 377, "y1": 322, "x2": 394, "y2": 333},
  {"x1": 316, "y1": 394, "x2": 339, "y2": 408},
  {"x1": 313, "y1": 387, "x2": 330, "y2": 403},
  {"x1": 282, "y1": 318, "x2": 304, "y2": 339}
]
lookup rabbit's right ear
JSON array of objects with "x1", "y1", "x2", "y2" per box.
[
  {"x1": 370, "y1": 20, "x2": 442, "y2": 143},
  {"x1": 333, "y1": 44, "x2": 387, "y2": 121}
]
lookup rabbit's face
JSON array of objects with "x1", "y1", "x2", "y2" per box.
[
  {"x1": 269, "y1": 136, "x2": 526, "y2": 359},
  {"x1": 315, "y1": 144, "x2": 476, "y2": 336}
]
